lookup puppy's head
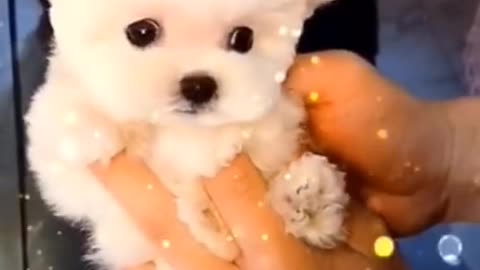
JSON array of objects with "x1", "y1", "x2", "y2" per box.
[{"x1": 49, "y1": 0, "x2": 332, "y2": 126}]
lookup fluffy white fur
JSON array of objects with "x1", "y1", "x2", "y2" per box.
[{"x1": 26, "y1": 0, "x2": 347, "y2": 269}]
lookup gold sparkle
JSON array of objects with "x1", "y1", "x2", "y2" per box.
[
  {"x1": 162, "y1": 240, "x2": 171, "y2": 249},
  {"x1": 261, "y1": 234, "x2": 270, "y2": 241},
  {"x1": 306, "y1": 92, "x2": 320, "y2": 105},
  {"x1": 257, "y1": 201, "x2": 265, "y2": 208},
  {"x1": 284, "y1": 173, "x2": 292, "y2": 181},
  {"x1": 374, "y1": 236, "x2": 395, "y2": 258},
  {"x1": 310, "y1": 56, "x2": 321, "y2": 65},
  {"x1": 147, "y1": 184, "x2": 154, "y2": 190},
  {"x1": 226, "y1": 235, "x2": 234, "y2": 242},
  {"x1": 376, "y1": 129, "x2": 389, "y2": 140},
  {"x1": 233, "y1": 174, "x2": 240, "y2": 179}
]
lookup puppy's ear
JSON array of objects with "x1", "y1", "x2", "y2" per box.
[{"x1": 305, "y1": 0, "x2": 334, "y2": 18}]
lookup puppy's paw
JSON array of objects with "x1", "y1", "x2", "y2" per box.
[
  {"x1": 55, "y1": 110, "x2": 122, "y2": 166},
  {"x1": 268, "y1": 152, "x2": 349, "y2": 249},
  {"x1": 121, "y1": 122, "x2": 154, "y2": 159}
]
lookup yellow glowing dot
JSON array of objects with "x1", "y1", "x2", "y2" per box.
[
  {"x1": 261, "y1": 234, "x2": 270, "y2": 241},
  {"x1": 162, "y1": 240, "x2": 171, "y2": 249},
  {"x1": 226, "y1": 235, "x2": 234, "y2": 242},
  {"x1": 374, "y1": 236, "x2": 395, "y2": 258},
  {"x1": 233, "y1": 174, "x2": 240, "y2": 179},
  {"x1": 257, "y1": 201, "x2": 265, "y2": 208},
  {"x1": 376, "y1": 129, "x2": 389, "y2": 140},
  {"x1": 310, "y1": 56, "x2": 320, "y2": 65},
  {"x1": 284, "y1": 173, "x2": 292, "y2": 181},
  {"x1": 147, "y1": 184, "x2": 154, "y2": 190},
  {"x1": 307, "y1": 92, "x2": 320, "y2": 105}
]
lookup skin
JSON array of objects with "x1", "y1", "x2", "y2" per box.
[{"x1": 91, "y1": 50, "x2": 480, "y2": 270}]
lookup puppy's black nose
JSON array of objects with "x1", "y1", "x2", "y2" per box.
[{"x1": 180, "y1": 74, "x2": 218, "y2": 105}]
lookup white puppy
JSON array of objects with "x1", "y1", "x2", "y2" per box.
[{"x1": 25, "y1": 0, "x2": 349, "y2": 269}]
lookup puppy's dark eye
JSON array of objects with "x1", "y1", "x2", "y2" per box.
[
  {"x1": 226, "y1": 26, "x2": 254, "y2": 53},
  {"x1": 126, "y1": 19, "x2": 162, "y2": 48}
]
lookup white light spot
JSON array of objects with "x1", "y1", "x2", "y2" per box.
[
  {"x1": 438, "y1": 234, "x2": 463, "y2": 266},
  {"x1": 278, "y1": 26, "x2": 289, "y2": 36},
  {"x1": 290, "y1": 28, "x2": 302, "y2": 38},
  {"x1": 36, "y1": 249, "x2": 43, "y2": 256},
  {"x1": 284, "y1": 173, "x2": 292, "y2": 181},
  {"x1": 93, "y1": 130, "x2": 102, "y2": 140},
  {"x1": 150, "y1": 110, "x2": 161, "y2": 123},
  {"x1": 241, "y1": 129, "x2": 252, "y2": 139},
  {"x1": 24, "y1": 194, "x2": 31, "y2": 200},
  {"x1": 58, "y1": 138, "x2": 79, "y2": 161},
  {"x1": 274, "y1": 71, "x2": 287, "y2": 83},
  {"x1": 404, "y1": 161, "x2": 412, "y2": 168},
  {"x1": 63, "y1": 111, "x2": 78, "y2": 126},
  {"x1": 48, "y1": 266, "x2": 54, "y2": 270},
  {"x1": 27, "y1": 225, "x2": 33, "y2": 232},
  {"x1": 56, "y1": 230, "x2": 63, "y2": 236}
]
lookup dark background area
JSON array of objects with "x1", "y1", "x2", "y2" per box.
[{"x1": 0, "y1": 0, "x2": 479, "y2": 269}]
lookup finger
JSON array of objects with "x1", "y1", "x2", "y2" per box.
[
  {"x1": 364, "y1": 190, "x2": 443, "y2": 237},
  {"x1": 91, "y1": 154, "x2": 238, "y2": 270},
  {"x1": 204, "y1": 154, "x2": 318, "y2": 270},
  {"x1": 285, "y1": 50, "x2": 375, "y2": 100}
]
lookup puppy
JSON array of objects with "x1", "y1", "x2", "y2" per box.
[{"x1": 25, "y1": 0, "x2": 348, "y2": 269}]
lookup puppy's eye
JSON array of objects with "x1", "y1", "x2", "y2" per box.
[
  {"x1": 226, "y1": 26, "x2": 254, "y2": 53},
  {"x1": 126, "y1": 19, "x2": 162, "y2": 48}
]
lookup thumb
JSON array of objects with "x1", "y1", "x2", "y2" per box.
[
  {"x1": 204, "y1": 154, "x2": 318, "y2": 270},
  {"x1": 364, "y1": 191, "x2": 442, "y2": 237},
  {"x1": 284, "y1": 50, "x2": 376, "y2": 101}
]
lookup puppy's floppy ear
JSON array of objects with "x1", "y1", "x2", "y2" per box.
[{"x1": 305, "y1": 0, "x2": 334, "y2": 18}]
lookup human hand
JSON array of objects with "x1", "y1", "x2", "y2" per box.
[
  {"x1": 92, "y1": 153, "x2": 405, "y2": 270},
  {"x1": 285, "y1": 50, "x2": 452, "y2": 236}
]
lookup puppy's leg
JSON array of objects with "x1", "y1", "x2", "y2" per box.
[{"x1": 268, "y1": 152, "x2": 349, "y2": 249}]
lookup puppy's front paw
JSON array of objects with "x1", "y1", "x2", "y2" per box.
[
  {"x1": 268, "y1": 153, "x2": 349, "y2": 249},
  {"x1": 55, "y1": 111, "x2": 122, "y2": 166}
]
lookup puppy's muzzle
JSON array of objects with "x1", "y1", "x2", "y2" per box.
[{"x1": 180, "y1": 73, "x2": 218, "y2": 107}]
